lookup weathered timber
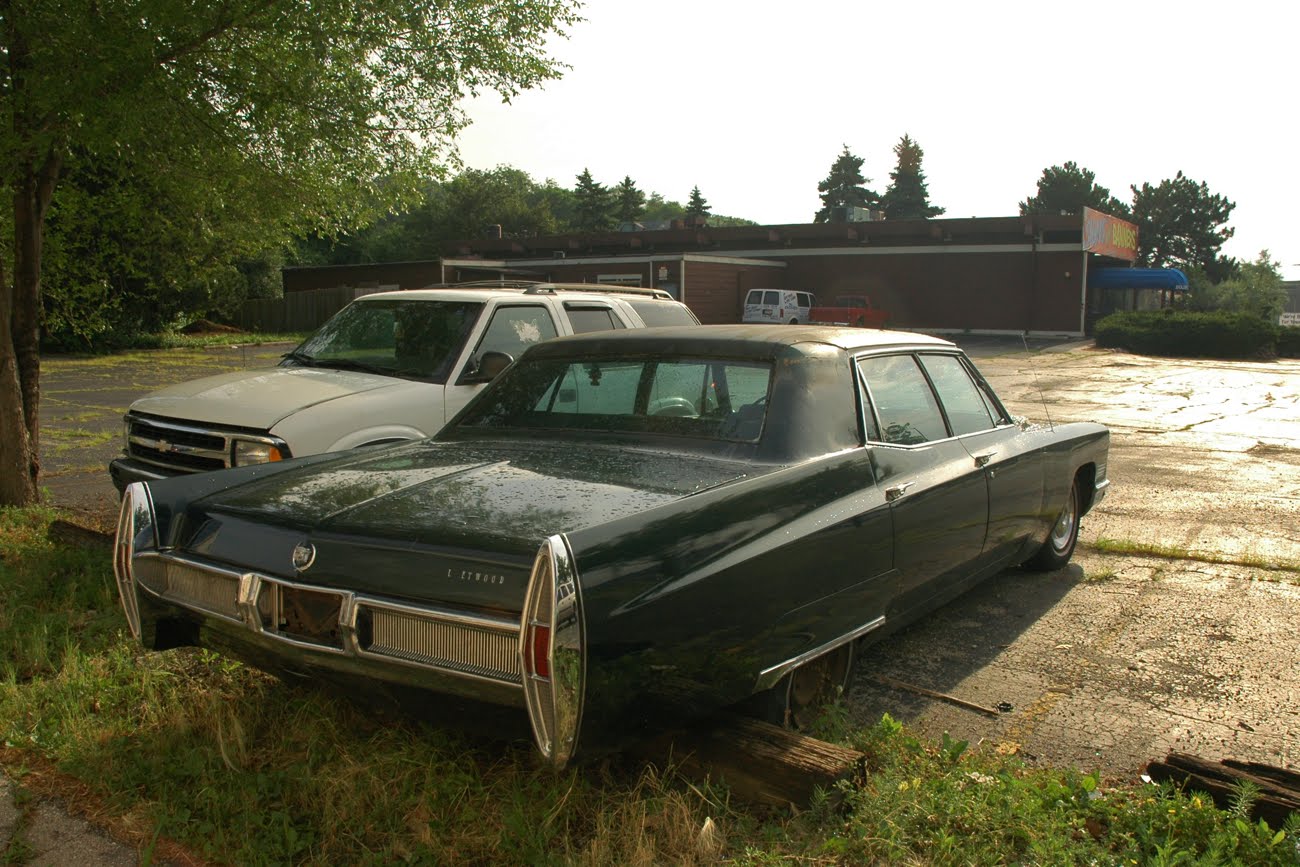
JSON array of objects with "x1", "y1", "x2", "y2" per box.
[
  {"x1": 871, "y1": 674, "x2": 1001, "y2": 718},
  {"x1": 1146, "y1": 753, "x2": 1300, "y2": 828},
  {"x1": 637, "y1": 713, "x2": 866, "y2": 809},
  {"x1": 47, "y1": 519, "x2": 114, "y2": 551}
]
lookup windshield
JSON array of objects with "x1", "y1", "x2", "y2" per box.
[
  {"x1": 453, "y1": 356, "x2": 773, "y2": 442},
  {"x1": 285, "y1": 299, "x2": 484, "y2": 383}
]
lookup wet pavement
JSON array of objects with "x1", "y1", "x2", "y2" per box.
[
  {"x1": 850, "y1": 339, "x2": 1300, "y2": 777},
  {"x1": 12, "y1": 335, "x2": 1300, "y2": 861}
]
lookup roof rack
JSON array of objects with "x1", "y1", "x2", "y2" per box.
[{"x1": 419, "y1": 280, "x2": 673, "y2": 300}]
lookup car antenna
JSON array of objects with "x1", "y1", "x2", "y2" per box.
[{"x1": 1021, "y1": 330, "x2": 1054, "y2": 432}]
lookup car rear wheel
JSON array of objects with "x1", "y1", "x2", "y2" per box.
[
  {"x1": 788, "y1": 318, "x2": 799, "y2": 325},
  {"x1": 743, "y1": 642, "x2": 856, "y2": 729},
  {"x1": 1025, "y1": 478, "x2": 1081, "y2": 571}
]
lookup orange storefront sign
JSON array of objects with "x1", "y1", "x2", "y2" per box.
[{"x1": 1082, "y1": 207, "x2": 1138, "y2": 261}]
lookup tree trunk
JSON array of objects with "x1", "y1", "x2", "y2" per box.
[
  {"x1": 2, "y1": 14, "x2": 63, "y2": 507},
  {"x1": 0, "y1": 255, "x2": 37, "y2": 506}
]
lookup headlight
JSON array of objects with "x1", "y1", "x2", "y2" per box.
[
  {"x1": 231, "y1": 438, "x2": 287, "y2": 466},
  {"x1": 114, "y1": 482, "x2": 156, "y2": 641}
]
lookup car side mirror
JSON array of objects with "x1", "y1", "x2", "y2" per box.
[{"x1": 463, "y1": 350, "x2": 514, "y2": 384}]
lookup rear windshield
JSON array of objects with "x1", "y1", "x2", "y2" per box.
[
  {"x1": 286, "y1": 299, "x2": 483, "y2": 383},
  {"x1": 624, "y1": 298, "x2": 699, "y2": 327},
  {"x1": 454, "y1": 356, "x2": 772, "y2": 442}
]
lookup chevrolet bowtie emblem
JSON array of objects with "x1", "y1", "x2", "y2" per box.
[{"x1": 291, "y1": 542, "x2": 317, "y2": 572}]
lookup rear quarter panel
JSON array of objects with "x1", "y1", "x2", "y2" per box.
[{"x1": 565, "y1": 449, "x2": 894, "y2": 751}]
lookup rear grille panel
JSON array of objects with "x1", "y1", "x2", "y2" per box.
[
  {"x1": 129, "y1": 553, "x2": 522, "y2": 687},
  {"x1": 360, "y1": 606, "x2": 520, "y2": 682},
  {"x1": 133, "y1": 555, "x2": 243, "y2": 621}
]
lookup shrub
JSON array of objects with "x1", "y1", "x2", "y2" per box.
[
  {"x1": 1279, "y1": 326, "x2": 1300, "y2": 359},
  {"x1": 1095, "y1": 310, "x2": 1278, "y2": 359}
]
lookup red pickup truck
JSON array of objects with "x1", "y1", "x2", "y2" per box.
[{"x1": 808, "y1": 294, "x2": 888, "y2": 327}]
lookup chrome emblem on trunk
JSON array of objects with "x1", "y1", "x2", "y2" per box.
[{"x1": 291, "y1": 542, "x2": 316, "y2": 572}]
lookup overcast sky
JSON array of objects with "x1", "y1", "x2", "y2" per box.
[{"x1": 457, "y1": 0, "x2": 1298, "y2": 279}]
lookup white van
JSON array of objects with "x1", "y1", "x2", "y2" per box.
[{"x1": 742, "y1": 289, "x2": 816, "y2": 324}]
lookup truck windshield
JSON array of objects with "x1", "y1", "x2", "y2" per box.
[
  {"x1": 453, "y1": 356, "x2": 773, "y2": 442},
  {"x1": 285, "y1": 299, "x2": 484, "y2": 384}
]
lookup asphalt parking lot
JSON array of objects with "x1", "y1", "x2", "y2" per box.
[{"x1": 33, "y1": 336, "x2": 1300, "y2": 780}]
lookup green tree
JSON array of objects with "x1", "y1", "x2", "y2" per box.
[
  {"x1": 1186, "y1": 251, "x2": 1284, "y2": 320},
  {"x1": 614, "y1": 176, "x2": 647, "y2": 225},
  {"x1": 815, "y1": 145, "x2": 879, "y2": 223},
  {"x1": 0, "y1": 0, "x2": 579, "y2": 506},
  {"x1": 1019, "y1": 161, "x2": 1129, "y2": 217},
  {"x1": 686, "y1": 186, "x2": 710, "y2": 219},
  {"x1": 573, "y1": 168, "x2": 613, "y2": 232},
  {"x1": 642, "y1": 192, "x2": 680, "y2": 223},
  {"x1": 1131, "y1": 171, "x2": 1237, "y2": 282},
  {"x1": 880, "y1": 134, "x2": 945, "y2": 220}
]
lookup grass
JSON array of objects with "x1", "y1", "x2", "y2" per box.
[
  {"x1": 2, "y1": 505, "x2": 1298, "y2": 865},
  {"x1": 1088, "y1": 537, "x2": 1300, "y2": 577},
  {"x1": 44, "y1": 330, "x2": 308, "y2": 356}
]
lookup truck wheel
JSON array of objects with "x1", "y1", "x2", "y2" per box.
[
  {"x1": 854, "y1": 316, "x2": 865, "y2": 327},
  {"x1": 787, "y1": 318, "x2": 799, "y2": 325},
  {"x1": 1024, "y1": 478, "x2": 1081, "y2": 571}
]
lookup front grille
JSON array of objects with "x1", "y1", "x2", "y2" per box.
[
  {"x1": 126, "y1": 415, "x2": 232, "y2": 473},
  {"x1": 361, "y1": 605, "x2": 520, "y2": 683}
]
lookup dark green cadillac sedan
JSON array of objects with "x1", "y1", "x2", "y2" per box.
[{"x1": 114, "y1": 325, "x2": 1109, "y2": 766}]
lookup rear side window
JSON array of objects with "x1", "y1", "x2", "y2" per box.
[
  {"x1": 918, "y1": 354, "x2": 995, "y2": 436},
  {"x1": 625, "y1": 298, "x2": 699, "y2": 327},
  {"x1": 762, "y1": 290, "x2": 780, "y2": 305},
  {"x1": 858, "y1": 354, "x2": 946, "y2": 445},
  {"x1": 565, "y1": 305, "x2": 626, "y2": 334}
]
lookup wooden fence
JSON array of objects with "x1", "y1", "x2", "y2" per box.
[{"x1": 238, "y1": 285, "x2": 395, "y2": 333}]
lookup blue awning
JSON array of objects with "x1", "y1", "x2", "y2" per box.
[{"x1": 1087, "y1": 267, "x2": 1190, "y2": 290}]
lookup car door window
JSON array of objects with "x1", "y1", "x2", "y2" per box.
[
  {"x1": 564, "y1": 304, "x2": 625, "y2": 334},
  {"x1": 857, "y1": 354, "x2": 947, "y2": 445},
  {"x1": 471, "y1": 304, "x2": 558, "y2": 364},
  {"x1": 762, "y1": 290, "x2": 780, "y2": 305},
  {"x1": 918, "y1": 353, "x2": 995, "y2": 436}
]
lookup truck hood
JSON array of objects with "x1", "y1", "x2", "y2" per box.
[
  {"x1": 172, "y1": 439, "x2": 759, "y2": 608},
  {"x1": 129, "y1": 366, "x2": 418, "y2": 429}
]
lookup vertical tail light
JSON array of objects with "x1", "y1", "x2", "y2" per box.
[
  {"x1": 519, "y1": 535, "x2": 585, "y2": 767},
  {"x1": 113, "y1": 482, "x2": 156, "y2": 641}
]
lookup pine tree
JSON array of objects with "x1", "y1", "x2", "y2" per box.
[
  {"x1": 573, "y1": 168, "x2": 613, "y2": 232},
  {"x1": 1019, "y1": 161, "x2": 1129, "y2": 217},
  {"x1": 880, "y1": 134, "x2": 945, "y2": 220},
  {"x1": 614, "y1": 176, "x2": 646, "y2": 224},
  {"x1": 686, "y1": 186, "x2": 710, "y2": 219},
  {"x1": 1131, "y1": 171, "x2": 1236, "y2": 281},
  {"x1": 815, "y1": 145, "x2": 879, "y2": 222}
]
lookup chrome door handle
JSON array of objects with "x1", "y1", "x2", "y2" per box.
[
  {"x1": 885, "y1": 482, "x2": 914, "y2": 502},
  {"x1": 973, "y1": 451, "x2": 997, "y2": 467}
]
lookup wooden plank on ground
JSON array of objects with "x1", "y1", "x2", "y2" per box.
[
  {"x1": 637, "y1": 713, "x2": 865, "y2": 809},
  {"x1": 47, "y1": 519, "x2": 113, "y2": 551},
  {"x1": 1146, "y1": 753, "x2": 1300, "y2": 829}
]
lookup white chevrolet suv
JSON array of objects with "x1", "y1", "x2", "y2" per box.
[{"x1": 109, "y1": 282, "x2": 698, "y2": 492}]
